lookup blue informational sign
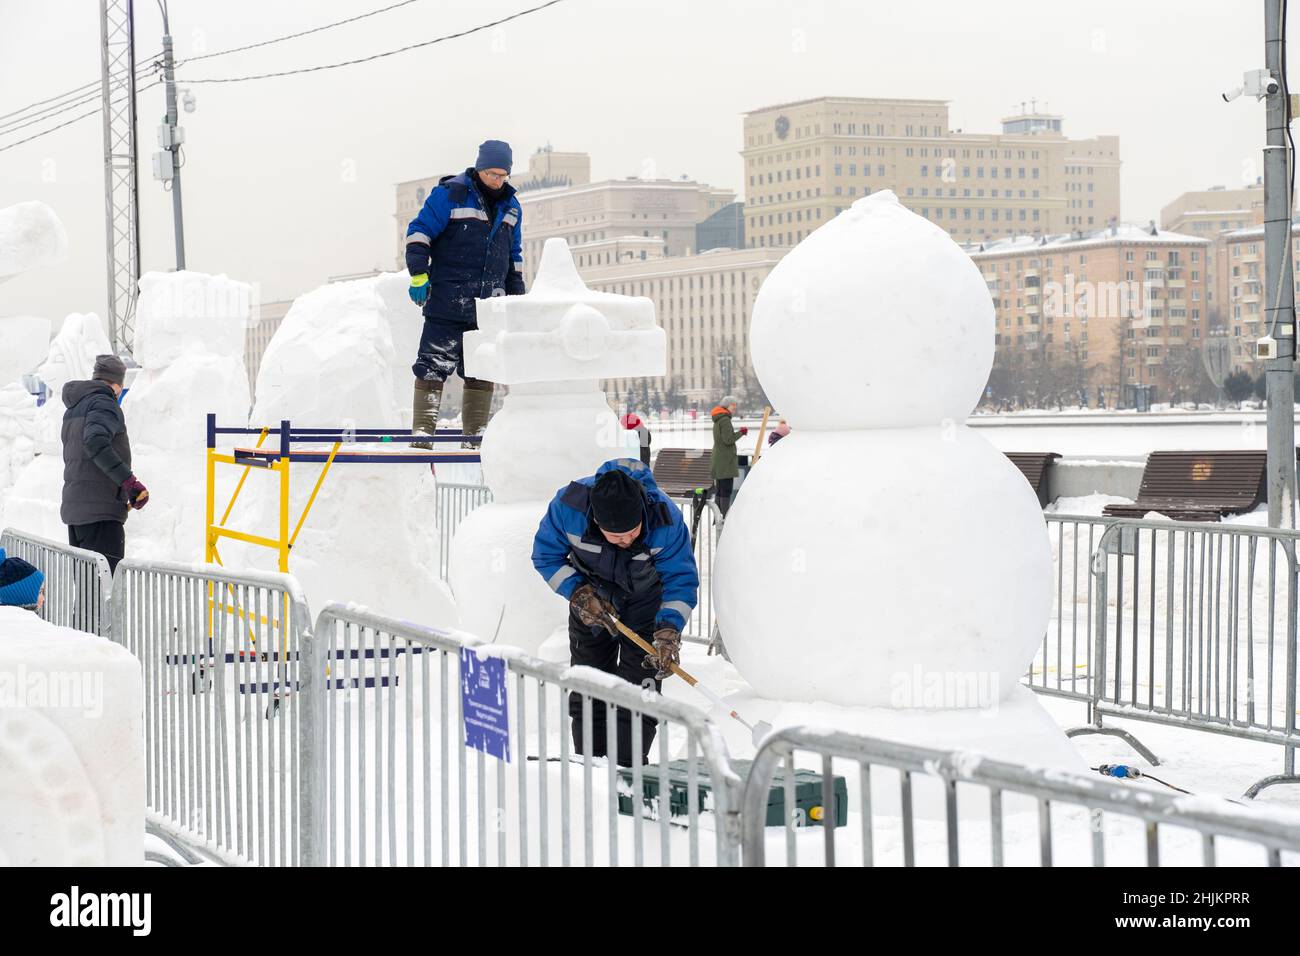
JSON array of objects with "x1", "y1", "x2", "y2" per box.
[{"x1": 460, "y1": 648, "x2": 510, "y2": 762}]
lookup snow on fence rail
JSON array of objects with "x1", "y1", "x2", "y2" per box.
[
  {"x1": 741, "y1": 727, "x2": 1300, "y2": 867},
  {"x1": 302, "y1": 603, "x2": 741, "y2": 866},
  {"x1": 0, "y1": 526, "x2": 113, "y2": 636},
  {"x1": 111, "y1": 558, "x2": 314, "y2": 866}
]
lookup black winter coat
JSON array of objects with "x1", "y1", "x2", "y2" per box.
[{"x1": 60, "y1": 380, "x2": 132, "y2": 526}]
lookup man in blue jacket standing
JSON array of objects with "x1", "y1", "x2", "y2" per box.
[
  {"x1": 405, "y1": 139, "x2": 525, "y2": 447},
  {"x1": 532, "y1": 458, "x2": 699, "y2": 766}
]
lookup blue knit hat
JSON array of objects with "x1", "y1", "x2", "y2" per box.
[
  {"x1": 0, "y1": 556, "x2": 45, "y2": 608},
  {"x1": 474, "y1": 139, "x2": 513, "y2": 174}
]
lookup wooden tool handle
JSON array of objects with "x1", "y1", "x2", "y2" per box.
[
  {"x1": 605, "y1": 613, "x2": 697, "y2": 687},
  {"x1": 752, "y1": 405, "x2": 772, "y2": 462}
]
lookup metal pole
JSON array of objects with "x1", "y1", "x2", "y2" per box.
[
  {"x1": 159, "y1": 3, "x2": 186, "y2": 269},
  {"x1": 1265, "y1": 0, "x2": 1296, "y2": 529}
]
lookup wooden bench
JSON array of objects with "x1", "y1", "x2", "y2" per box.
[
  {"x1": 1005, "y1": 452, "x2": 1061, "y2": 507},
  {"x1": 1102, "y1": 450, "x2": 1267, "y2": 521},
  {"x1": 651, "y1": 447, "x2": 715, "y2": 498}
]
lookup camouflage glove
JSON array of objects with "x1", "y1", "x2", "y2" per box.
[
  {"x1": 570, "y1": 583, "x2": 616, "y2": 635},
  {"x1": 642, "y1": 626, "x2": 681, "y2": 680}
]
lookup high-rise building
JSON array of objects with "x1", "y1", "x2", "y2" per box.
[
  {"x1": 968, "y1": 224, "x2": 1210, "y2": 400},
  {"x1": 740, "y1": 96, "x2": 1120, "y2": 248},
  {"x1": 1213, "y1": 220, "x2": 1300, "y2": 374},
  {"x1": 1161, "y1": 184, "x2": 1265, "y2": 237}
]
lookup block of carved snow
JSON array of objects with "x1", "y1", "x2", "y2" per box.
[
  {"x1": 0, "y1": 201, "x2": 68, "y2": 280},
  {"x1": 0, "y1": 607, "x2": 144, "y2": 866},
  {"x1": 464, "y1": 238, "x2": 665, "y2": 384},
  {"x1": 750, "y1": 190, "x2": 994, "y2": 430},
  {"x1": 134, "y1": 271, "x2": 253, "y2": 368},
  {"x1": 0, "y1": 316, "x2": 51, "y2": 387}
]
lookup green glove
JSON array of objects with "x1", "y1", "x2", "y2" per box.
[{"x1": 409, "y1": 273, "x2": 429, "y2": 305}]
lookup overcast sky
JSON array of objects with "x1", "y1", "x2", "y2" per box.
[{"x1": 0, "y1": 0, "x2": 1291, "y2": 322}]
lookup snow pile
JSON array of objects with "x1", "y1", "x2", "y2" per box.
[
  {"x1": 0, "y1": 200, "x2": 68, "y2": 281},
  {"x1": 0, "y1": 606, "x2": 144, "y2": 865},
  {"x1": 713, "y1": 191, "x2": 1070, "y2": 767},
  {"x1": 1, "y1": 313, "x2": 114, "y2": 539},
  {"x1": 1045, "y1": 492, "x2": 1132, "y2": 516},
  {"x1": 121, "y1": 272, "x2": 253, "y2": 563},
  {"x1": 0, "y1": 385, "x2": 40, "y2": 506},
  {"x1": 0, "y1": 316, "x2": 51, "y2": 386},
  {"x1": 232, "y1": 274, "x2": 457, "y2": 626},
  {"x1": 451, "y1": 239, "x2": 660, "y2": 652}
]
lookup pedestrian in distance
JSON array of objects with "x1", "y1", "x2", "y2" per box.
[
  {"x1": 710, "y1": 395, "x2": 746, "y2": 516},
  {"x1": 61, "y1": 354, "x2": 147, "y2": 574},
  {"x1": 621, "y1": 411, "x2": 652, "y2": 466}
]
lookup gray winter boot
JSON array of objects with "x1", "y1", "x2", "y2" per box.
[
  {"x1": 411, "y1": 379, "x2": 443, "y2": 450},
  {"x1": 460, "y1": 379, "x2": 495, "y2": 449}
]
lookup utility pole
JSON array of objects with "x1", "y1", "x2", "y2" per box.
[
  {"x1": 151, "y1": 0, "x2": 186, "y2": 269},
  {"x1": 1264, "y1": 0, "x2": 1296, "y2": 528}
]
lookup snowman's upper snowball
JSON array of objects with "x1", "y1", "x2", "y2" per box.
[{"x1": 750, "y1": 190, "x2": 994, "y2": 429}]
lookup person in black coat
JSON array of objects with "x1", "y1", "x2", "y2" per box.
[{"x1": 60, "y1": 354, "x2": 148, "y2": 572}]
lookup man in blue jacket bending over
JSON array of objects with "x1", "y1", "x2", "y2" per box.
[
  {"x1": 532, "y1": 458, "x2": 699, "y2": 766},
  {"x1": 405, "y1": 139, "x2": 525, "y2": 447}
]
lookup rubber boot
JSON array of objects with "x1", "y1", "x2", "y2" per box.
[
  {"x1": 411, "y1": 379, "x2": 443, "y2": 450},
  {"x1": 461, "y1": 379, "x2": 495, "y2": 449}
]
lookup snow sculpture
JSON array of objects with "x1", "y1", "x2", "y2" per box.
[
  {"x1": 713, "y1": 192, "x2": 1073, "y2": 764},
  {"x1": 0, "y1": 201, "x2": 67, "y2": 281},
  {"x1": 120, "y1": 272, "x2": 253, "y2": 563},
  {"x1": 450, "y1": 238, "x2": 665, "y2": 651},
  {"x1": 0, "y1": 607, "x2": 144, "y2": 865},
  {"x1": 236, "y1": 275, "x2": 458, "y2": 625}
]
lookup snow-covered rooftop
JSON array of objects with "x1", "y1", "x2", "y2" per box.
[{"x1": 965, "y1": 223, "x2": 1207, "y2": 258}]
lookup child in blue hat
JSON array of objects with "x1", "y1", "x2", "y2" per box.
[{"x1": 0, "y1": 554, "x2": 46, "y2": 613}]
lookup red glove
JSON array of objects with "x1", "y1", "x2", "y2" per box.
[
  {"x1": 121, "y1": 474, "x2": 149, "y2": 510},
  {"x1": 738, "y1": 426, "x2": 749, "y2": 436}
]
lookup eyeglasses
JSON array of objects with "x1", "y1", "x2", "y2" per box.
[{"x1": 478, "y1": 169, "x2": 509, "y2": 183}]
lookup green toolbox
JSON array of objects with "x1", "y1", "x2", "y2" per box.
[{"x1": 616, "y1": 758, "x2": 847, "y2": 827}]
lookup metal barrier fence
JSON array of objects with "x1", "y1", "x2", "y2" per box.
[
  {"x1": 303, "y1": 602, "x2": 741, "y2": 866},
  {"x1": 435, "y1": 482, "x2": 494, "y2": 579},
  {"x1": 742, "y1": 727, "x2": 1300, "y2": 866},
  {"x1": 111, "y1": 558, "x2": 315, "y2": 866},
  {"x1": 1083, "y1": 517, "x2": 1300, "y2": 797},
  {"x1": 0, "y1": 526, "x2": 113, "y2": 636},
  {"x1": 1029, "y1": 514, "x2": 1115, "y2": 706}
]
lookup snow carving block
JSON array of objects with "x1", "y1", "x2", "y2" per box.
[
  {"x1": 464, "y1": 237, "x2": 665, "y2": 384},
  {"x1": 0, "y1": 200, "x2": 68, "y2": 281},
  {"x1": 0, "y1": 607, "x2": 144, "y2": 865},
  {"x1": 451, "y1": 240, "x2": 666, "y2": 653},
  {"x1": 712, "y1": 191, "x2": 1078, "y2": 773}
]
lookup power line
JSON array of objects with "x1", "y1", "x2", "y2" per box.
[
  {"x1": 179, "y1": 0, "x2": 565, "y2": 84},
  {"x1": 0, "y1": 80, "x2": 163, "y2": 155},
  {"x1": 179, "y1": 0, "x2": 431, "y2": 64},
  {"x1": 0, "y1": 58, "x2": 161, "y2": 125}
]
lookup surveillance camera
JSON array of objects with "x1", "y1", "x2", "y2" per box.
[
  {"x1": 1222, "y1": 86, "x2": 1244, "y2": 103},
  {"x1": 1265, "y1": 76, "x2": 1281, "y2": 95}
]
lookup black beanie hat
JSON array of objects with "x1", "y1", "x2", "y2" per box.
[{"x1": 590, "y1": 470, "x2": 645, "y2": 533}]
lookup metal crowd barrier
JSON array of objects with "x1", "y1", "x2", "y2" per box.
[
  {"x1": 302, "y1": 602, "x2": 741, "y2": 866},
  {"x1": 0, "y1": 526, "x2": 114, "y2": 636},
  {"x1": 742, "y1": 726, "x2": 1300, "y2": 867},
  {"x1": 111, "y1": 558, "x2": 315, "y2": 866},
  {"x1": 435, "y1": 481, "x2": 494, "y2": 580},
  {"x1": 1081, "y1": 517, "x2": 1300, "y2": 797},
  {"x1": 1028, "y1": 515, "x2": 1116, "y2": 706}
]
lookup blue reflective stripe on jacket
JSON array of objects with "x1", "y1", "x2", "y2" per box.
[
  {"x1": 405, "y1": 169, "x2": 525, "y2": 324},
  {"x1": 531, "y1": 458, "x2": 699, "y2": 631}
]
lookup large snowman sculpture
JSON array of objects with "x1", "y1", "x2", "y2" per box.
[
  {"x1": 450, "y1": 238, "x2": 665, "y2": 653},
  {"x1": 714, "y1": 191, "x2": 1073, "y2": 763}
]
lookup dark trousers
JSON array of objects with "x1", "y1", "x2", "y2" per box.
[
  {"x1": 715, "y1": 477, "x2": 734, "y2": 516},
  {"x1": 68, "y1": 520, "x2": 125, "y2": 574},
  {"x1": 568, "y1": 606, "x2": 660, "y2": 766},
  {"x1": 413, "y1": 314, "x2": 482, "y2": 384}
]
